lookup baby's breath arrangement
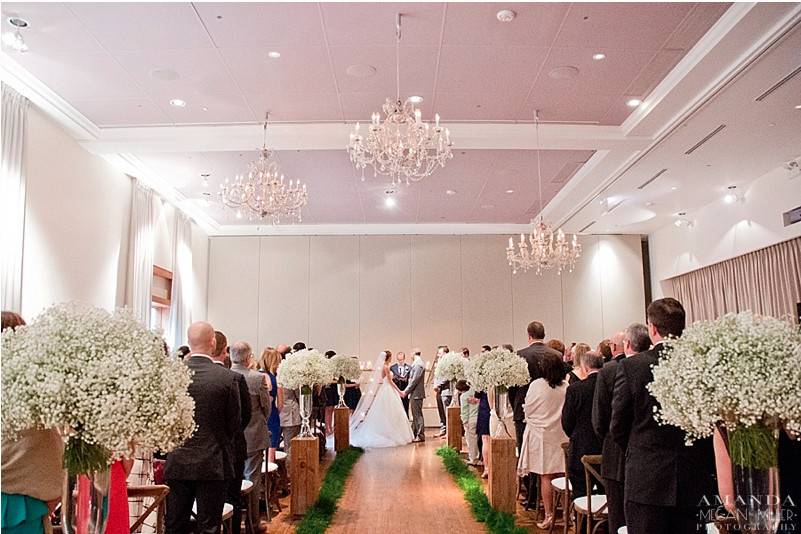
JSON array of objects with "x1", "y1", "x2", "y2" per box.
[
  {"x1": 1, "y1": 302, "x2": 196, "y2": 475},
  {"x1": 277, "y1": 349, "x2": 333, "y2": 393},
  {"x1": 463, "y1": 348, "x2": 529, "y2": 393},
  {"x1": 434, "y1": 352, "x2": 466, "y2": 382},
  {"x1": 648, "y1": 311, "x2": 801, "y2": 469},
  {"x1": 329, "y1": 354, "x2": 362, "y2": 383}
]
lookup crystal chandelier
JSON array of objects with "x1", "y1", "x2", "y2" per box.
[
  {"x1": 347, "y1": 14, "x2": 454, "y2": 186},
  {"x1": 219, "y1": 113, "x2": 308, "y2": 225},
  {"x1": 506, "y1": 112, "x2": 581, "y2": 275}
]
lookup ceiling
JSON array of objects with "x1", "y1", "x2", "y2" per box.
[{"x1": 1, "y1": 2, "x2": 799, "y2": 236}]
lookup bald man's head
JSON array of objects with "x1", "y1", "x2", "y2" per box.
[
  {"x1": 276, "y1": 344, "x2": 290, "y2": 355},
  {"x1": 187, "y1": 322, "x2": 216, "y2": 355},
  {"x1": 610, "y1": 331, "x2": 626, "y2": 355}
]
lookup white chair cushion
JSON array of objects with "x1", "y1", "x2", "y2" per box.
[
  {"x1": 618, "y1": 527, "x2": 628, "y2": 534},
  {"x1": 551, "y1": 476, "x2": 572, "y2": 491},
  {"x1": 261, "y1": 460, "x2": 279, "y2": 473},
  {"x1": 573, "y1": 494, "x2": 608, "y2": 514},
  {"x1": 240, "y1": 479, "x2": 254, "y2": 493},
  {"x1": 191, "y1": 501, "x2": 235, "y2": 519},
  {"x1": 275, "y1": 451, "x2": 287, "y2": 461}
]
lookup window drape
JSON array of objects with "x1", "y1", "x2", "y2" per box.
[
  {"x1": 129, "y1": 181, "x2": 156, "y2": 325},
  {"x1": 1, "y1": 83, "x2": 29, "y2": 313},
  {"x1": 668, "y1": 237, "x2": 801, "y2": 323},
  {"x1": 167, "y1": 213, "x2": 192, "y2": 350}
]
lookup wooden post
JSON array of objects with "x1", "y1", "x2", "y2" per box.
[
  {"x1": 446, "y1": 405, "x2": 463, "y2": 451},
  {"x1": 334, "y1": 407, "x2": 350, "y2": 452},
  {"x1": 290, "y1": 436, "x2": 320, "y2": 516},
  {"x1": 488, "y1": 436, "x2": 517, "y2": 514}
]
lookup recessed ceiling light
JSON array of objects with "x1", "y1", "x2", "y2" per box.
[
  {"x1": 149, "y1": 68, "x2": 179, "y2": 81},
  {"x1": 445, "y1": 189, "x2": 457, "y2": 196},
  {"x1": 592, "y1": 53, "x2": 606, "y2": 61},
  {"x1": 496, "y1": 9, "x2": 516, "y2": 22},
  {"x1": 268, "y1": 51, "x2": 281, "y2": 59},
  {"x1": 795, "y1": 104, "x2": 801, "y2": 110},
  {"x1": 201, "y1": 106, "x2": 208, "y2": 112},
  {"x1": 346, "y1": 64, "x2": 377, "y2": 78},
  {"x1": 548, "y1": 66, "x2": 580, "y2": 80},
  {"x1": 626, "y1": 98, "x2": 642, "y2": 108},
  {"x1": 169, "y1": 98, "x2": 187, "y2": 108},
  {"x1": 409, "y1": 95, "x2": 424, "y2": 104},
  {"x1": 671, "y1": 186, "x2": 678, "y2": 191},
  {"x1": 505, "y1": 189, "x2": 514, "y2": 194}
]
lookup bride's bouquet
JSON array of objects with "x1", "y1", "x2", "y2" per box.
[
  {"x1": 329, "y1": 354, "x2": 362, "y2": 383},
  {"x1": 434, "y1": 352, "x2": 466, "y2": 382},
  {"x1": 277, "y1": 349, "x2": 333, "y2": 391},
  {"x1": 463, "y1": 348, "x2": 529, "y2": 393},
  {"x1": 1, "y1": 302, "x2": 196, "y2": 475}
]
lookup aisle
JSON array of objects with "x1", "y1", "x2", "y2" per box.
[{"x1": 327, "y1": 435, "x2": 485, "y2": 533}]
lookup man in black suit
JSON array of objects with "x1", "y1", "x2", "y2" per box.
[
  {"x1": 509, "y1": 321, "x2": 561, "y2": 452},
  {"x1": 592, "y1": 323, "x2": 650, "y2": 533},
  {"x1": 165, "y1": 322, "x2": 243, "y2": 534},
  {"x1": 390, "y1": 351, "x2": 412, "y2": 416},
  {"x1": 610, "y1": 298, "x2": 715, "y2": 534},
  {"x1": 562, "y1": 349, "x2": 603, "y2": 498},
  {"x1": 210, "y1": 331, "x2": 251, "y2": 534}
]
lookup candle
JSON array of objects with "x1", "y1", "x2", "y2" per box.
[
  {"x1": 520, "y1": 233, "x2": 525, "y2": 244},
  {"x1": 509, "y1": 237, "x2": 514, "y2": 249},
  {"x1": 435, "y1": 113, "x2": 440, "y2": 127},
  {"x1": 415, "y1": 109, "x2": 421, "y2": 123}
]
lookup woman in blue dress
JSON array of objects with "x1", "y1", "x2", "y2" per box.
[{"x1": 260, "y1": 348, "x2": 282, "y2": 463}]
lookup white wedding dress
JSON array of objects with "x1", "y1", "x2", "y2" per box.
[{"x1": 350, "y1": 360, "x2": 414, "y2": 449}]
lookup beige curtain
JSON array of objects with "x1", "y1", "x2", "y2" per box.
[{"x1": 668, "y1": 237, "x2": 801, "y2": 323}]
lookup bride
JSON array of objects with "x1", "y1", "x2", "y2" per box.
[{"x1": 349, "y1": 350, "x2": 414, "y2": 448}]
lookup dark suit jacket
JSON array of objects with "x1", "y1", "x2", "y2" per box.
[
  {"x1": 610, "y1": 344, "x2": 715, "y2": 507},
  {"x1": 165, "y1": 355, "x2": 243, "y2": 481},
  {"x1": 510, "y1": 342, "x2": 561, "y2": 422},
  {"x1": 592, "y1": 355, "x2": 626, "y2": 481},
  {"x1": 232, "y1": 371, "x2": 251, "y2": 468},
  {"x1": 562, "y1": 373, "x2": 602, "y2": 478},
  {"x1": 389, "y1": 362, "x2": 411, "y2": 388}
]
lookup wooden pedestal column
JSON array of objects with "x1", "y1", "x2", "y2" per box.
[
  {"x1": 446, "y1": 405, "x2": 463, "y2": 451},
  {"x1": 290, "y1": 436, "x2": 320, "y2": 516},
  {"x1": 334, "y1": 407, "x2": 350, "y2": 452},
  {"x1": 488, "y1": 436, "x2": 517, "y2": 514}
]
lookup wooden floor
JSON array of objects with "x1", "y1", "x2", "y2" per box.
[{"x1": 265, "y1": 431, "x2": 559, "y2": 533}]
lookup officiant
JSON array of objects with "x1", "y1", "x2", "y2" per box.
[{"x1": 390, "y1": 351, "x2": 412, "y2": 416}]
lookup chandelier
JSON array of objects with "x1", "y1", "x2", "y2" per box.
[
  {"x1": 506, "y1": 112, "x2": 581, "y2": 275},
  {"x1": 347, "y1": 14, "x2": 454, "y2": 186},
  {"x1": 219, "y1": 113, "x2": 308, "y2": 225}
]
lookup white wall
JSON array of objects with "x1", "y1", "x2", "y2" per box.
[
  {"x1": 649, "y1": 166, "x2": 801, "y2": 298},
  {"x1": 207, "y1": 234, "x2": 646, "y2": 358}
]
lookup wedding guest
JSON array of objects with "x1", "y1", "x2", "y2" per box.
[
  {"x1": 568, "y1": 343, "x2": 591, "y2": 384},
  {"x1": 165, "y1": 322, "x2": 243, "y2": 534},
  {"x1": 475, "y1": 390, "x2": 491, "y2": 473},
  {"x1": 481, "y1": 345, "x2": 491, "y2": 353},
  {"x1": 390, "y1": 352, "x2": 411, "y2": 416},
  {"x1": 343, "y1": 378, "x2": 362, "y2": 413},
  {"x1": 260, "y1": 348, "x2": 282, "y2": 463},
  {"x1": 1, "y1": 312, "x2": 64, "y2": 534},
  {"x1": 609, "y1": 331, "x2": 626, "y2": 361},
  {"x1": 278, "y1": 385, "x2": 301, "y2": 459},
  {"x1": 230, "y1": 341, "x2": 271, "y2": 534},
  {"x1": 432, "y1": 345, "x2": 451, "y2": 437},
  {"x1": 292, "y1": 341, "x2": 306, "y2": 352},
  {"x1": 597, "y1": 339, "x2": 613, "y2": 362},
  {"x1": 176, "y1": 344, "x2": 190, "y2": 360},
  {"x1": 517, "y1": 351, "x2": 569, "y2": 530},
  {"x1": 461, "y1": 347, "x2": 470, "y2": 357},
  {"x1": 562, "y1": 349, "x2": 603, "y2": 498},
  {"x1": 509, "y1": 321, "x2": 561, "y2": 453},
  {"x1": 324, "y1": 350, "x2": 338, "y2": 435},
  {"x1": 502, "y1": 343, "x2": 514, "y2": 352},
  {"x1": 457, "y1": 380, "x2": 480, "y2": 465},
  {"x1": 211, "y1": 331, "x2": 250, "y2": 534},
  {"x1": 592, "y1": 322, "x2": 650, "y2": 533},
  {"x1": 276, "y1": 344, "x2": 291, "y2": 359},
  {"x1": 546, "y1": 339, "x2": 565, "y2": 356},
  {"x1": 611, "y1": 298, "x2": 715, "y2": 534}
]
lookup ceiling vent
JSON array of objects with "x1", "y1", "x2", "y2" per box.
[
  {"x1": 605, "y1": 199, "x2": 624, "y2": 214},
  {"x1": 550, "y1": 161, "x2": 586, "y2": 184},
  {"x1": 755, "y1": 65, "x2": 801, "y2": 102},
  {"x1": 578, "y1": 220, "x2": 596, "y2": 233},
  {"x1": 684, "y1": 124, "x2": 726, "y2": 155},
  {"x1": 637, "y1": 168, "x2": 668, "y2": 190}
]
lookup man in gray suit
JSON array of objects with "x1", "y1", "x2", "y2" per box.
[
  {"x1": 401, "y1": 354, "x2": 427, "y2": 442},
  {"x1": 230, "y1": 341, "x2": 271, "y2": 533}
]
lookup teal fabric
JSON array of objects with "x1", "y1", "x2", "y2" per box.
[{"x1": 1, "y1": 493, "x2": 47, "y2": 534}]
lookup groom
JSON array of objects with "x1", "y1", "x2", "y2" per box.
[{"x1": 401, "y1": 355, "x2": 426, "y2": 442}]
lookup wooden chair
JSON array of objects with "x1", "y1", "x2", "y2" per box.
[
  {"x1": 127, "y1": 484, "x2": 170, "y2": 534},
  {"x1": 573, "y1": 455, "x2": 607, "y2": 534},
  {"x1": 274, "y1": 450, "x2": 289, "y2": 496},
  {"x1": 261, "y1": 460, "x2": 281, "y2": 521},
  {"x1": 240, "y1": 479, "x2": 255, "y2": 534},
  {"x1": 191, "y1": 501, "x2": 234, "y2": 534},
  {"x1": 548, "y1": 442, "x2": 572, "y2": 534}
]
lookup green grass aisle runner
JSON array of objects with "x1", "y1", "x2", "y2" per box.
[
  {"x1": 436, "y1": 446, "x2": 527, "y2": 534},
  {"x1": 295, "y1": 446, "x2": 364, "y2": 534}
]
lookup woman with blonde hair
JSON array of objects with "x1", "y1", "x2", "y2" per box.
[
  {"x1": 260, "y1": 348, "x2": 282, "y2": 463},
  {"x1": 568, "y1": 343, "x2": 591, "y2": 384}
]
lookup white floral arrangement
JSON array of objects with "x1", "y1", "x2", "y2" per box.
[
  {"x1": 434, "y1": 352, "x2": 466, "y2": 382},
  {"x1": 1, "y1": 302, "x2": 196, "y2": 474},
  {"x1": 463, "y1": 348, "x2": 530, "y2": 392},
  {"x1": 329, "y1": 354, "x2": 361, "y2": 382},
  {"x1": 277, "y1": 348, "x2": 333, "y2": 391},
  {"x1": 648, "y1": 311, "x2": 801, "y2": 468}
]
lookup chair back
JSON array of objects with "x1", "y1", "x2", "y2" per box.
[
  {"x1": 580, "y1": 455, "x2": 606, "y2": 516},
  {"x1": 560, "y1": 442, "x2": 570, "y2": 475}
]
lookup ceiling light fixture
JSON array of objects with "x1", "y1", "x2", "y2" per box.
[
  {"x1": 268, "y1": 51, "x2": 281, "y2": 59},
  {"x1": 3, "y1": 18, "x2": 29, "y2": 52},
  {"x1": 723, "y1": 185, "x2": 744, "y2": 204},
  {"x1": 409, "y1": 95, "x2": 423, "y2": 104},
  {"x1": 384, "y1": 190, "x2": 397, "y2": 208},
  {"x1": 347, "y1": 14, "x2": 454, "y2": 186},
  {"x1": 674, "y1": 212, "x2": 693, "y2": 228},
  {"x1": 169, "y1": 98, "x2": 187, "y2": 108},
  {"x1": 626, "y1": 98, "x2": 642, "y2": 107},
  {"x1": 445, "y1": 189, "x2": 457, "y2": 196},
  {"x1": 592, "y1": 53, "x2": 606, "y2": 60},
  {"x1": 505, "y1": 189, "x2": 515, "y2": 194},
  {"x1": 506, "y1": 110, "x2": 581, "y2": 275},
  {"x1": 219, "y1": 112, "x2": 308, "y2": 225},
  {"x1": 496, "y1": 9, "x2": 516, "y2": 22},
  {"x1": 795, "y1": 104, "x2": 801, "y2": 110}
]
